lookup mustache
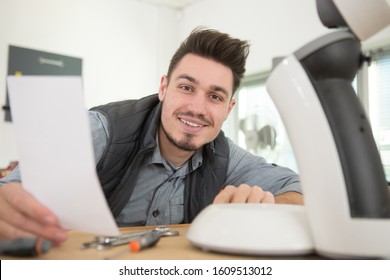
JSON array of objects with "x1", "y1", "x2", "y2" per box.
[{"x1": 176, "y1": 111, "x2": 214, "y2": 127}]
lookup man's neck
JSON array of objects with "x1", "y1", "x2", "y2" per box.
[{"x1": 158, "y1": 128, "x2": 195, "y2": 168}]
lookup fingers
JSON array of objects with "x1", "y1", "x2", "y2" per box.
[
  {"x1": 0, "y1": 219, "x2": 34, "y2": 239},
  {"x1": 213, "y1": 184, "x2": 275, "y2": 204},
  {"x1": 246, "y1": 186, "x2": 275, "y2": 203},
  {"x1": 0, "y1": 183, "x2": 68, "y2": 243},
  {"x1": 2, "y1": 183, "x2": 56, "y2": 225}
]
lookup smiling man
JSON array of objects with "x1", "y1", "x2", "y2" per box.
[
  {"x1": 0, "y1": 27, "x2": 302, "y2": 244},
  {"x1": 158, "y1": 54, "x2": 235, "y2": 165}
]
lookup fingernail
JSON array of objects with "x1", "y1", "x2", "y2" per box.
[
  {"x1": 43, "y1": 216, "x2": 56, "y2": 225},
  {"x1": 54, "y1": 230, "x2": 68, "y2": 242}
]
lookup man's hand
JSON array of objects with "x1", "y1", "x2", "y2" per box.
[
  {"x1": 213, "y1": 184, "x2": 303, "y2": 205},
  {"x1": 213, "y1": 184, "x2": 275, "y2": 204},
  {"x1": 0, "y1": 183, "x2": 68, "y2": 243}
]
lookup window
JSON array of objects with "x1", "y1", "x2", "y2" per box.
[
  {"x1": 223, "y1": 73, "x2": 298, "y2": 173},
  {"x1": 361, "y1": 47, "x2": 390, "y2": 181}
]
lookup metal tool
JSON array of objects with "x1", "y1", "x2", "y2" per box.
[
  {"x1": 104, "y1": 231, "x2": 162, "y2": 260},
  {"x1": 82, "y1": 225, "x2": 179, "y2": 250}
]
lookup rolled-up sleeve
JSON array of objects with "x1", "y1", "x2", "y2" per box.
[
  {"x1": 225, "y1": 138, "x2": 302, "y2": 195},
  {"x1": 88, "y1": 110, "x2": 109, "y2": 164},
  {"x1": 0, "y1": 165, "x2": 22, "y2": 185}
]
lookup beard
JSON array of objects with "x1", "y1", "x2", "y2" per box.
[
  {"x1": 159, "y1": 99, "x2": 214, "y2": 152},
  {"x1": 160, "y1": 122, "x2": 199, "y2": 152}
]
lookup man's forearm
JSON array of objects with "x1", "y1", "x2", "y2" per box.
[{"x1": 275, "y1": 191, "x2": 304, "y2": 205}]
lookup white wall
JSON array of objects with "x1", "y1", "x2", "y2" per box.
[
  {"x1": 179, "y1": 0, "x2": 329, "y2": 75},
  {"x1": 1, "y1": 0, "x2": 389, "y2": 166},
  {"x1": 179, "y1": 0, "x2": 390, "y2": 74},
  {"x1": 0, "y1": 0, "x2": 179, "y2": 166}
]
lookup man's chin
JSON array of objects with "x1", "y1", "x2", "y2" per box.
[
  {"x1": 161, "y1": 124, "x2": 204, "y2": 151},
  {"x1": 175, "y1": 141, "x2": 199, "y2": 152}
]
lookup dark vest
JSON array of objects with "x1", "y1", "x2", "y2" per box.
[{"x1": 90, "y1": 94, "x2": 229, "y2": 223}]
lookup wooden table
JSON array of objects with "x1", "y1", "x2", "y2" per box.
[{"x1": 1, "y1": 224, "x2": 321, "y2": 260}]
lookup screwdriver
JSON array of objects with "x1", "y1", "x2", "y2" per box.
[
  {"x1": 104, "y1": 231, "x2": 161, "y2": 259},
  {"x1": 0, "y1": 237, "x2": 52, "y2": 257}
]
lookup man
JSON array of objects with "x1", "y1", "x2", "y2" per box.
[{"x1": 0, "y1": 27, "x2": 302, "y2": 244}]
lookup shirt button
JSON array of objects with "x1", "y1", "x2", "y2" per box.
[{"x1": 152, "y1": 210, "x2": 160, "y2": 217}]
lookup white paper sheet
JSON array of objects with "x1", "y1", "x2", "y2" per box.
[{"x1": 7, "y1": 76, "x2": 119, "y2": 236}]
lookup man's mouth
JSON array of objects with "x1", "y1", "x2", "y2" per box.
[{"x1": 179, "y1": 118, "x2": 205, "y2": 128}]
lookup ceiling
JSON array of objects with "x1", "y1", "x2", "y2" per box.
[{"x1": 139, "y1": 0, "x2": 202, "y2": 9}]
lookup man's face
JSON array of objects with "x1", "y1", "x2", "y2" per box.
[{"x1": 158, "y1": 53, "x2": 236, "y2": 152}]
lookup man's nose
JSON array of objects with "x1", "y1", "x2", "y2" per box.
[{"x1": 187, "y1": 94, "x2": 208, "y2": 115}]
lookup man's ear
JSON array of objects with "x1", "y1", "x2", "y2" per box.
[
  {"x1": 158, "y1": 75, "x2": 168, "y2": 101},
  {"x1": 226, "y1": 98, "x2": 236, "y2": 120}
]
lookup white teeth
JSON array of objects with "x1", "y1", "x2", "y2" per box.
[{"x1": 180, "y1": 118, "x2": 202, "y2": 127}]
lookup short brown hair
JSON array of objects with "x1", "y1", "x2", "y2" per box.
[{"x1": 167, "y1": 27, "x2": 250, "y2": 95}]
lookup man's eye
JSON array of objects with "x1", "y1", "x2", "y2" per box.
[
  {"x1": 210, "y1": 94, "x2": 223, "y2": 102},
  {"x1": 180, "y1": 85, "x2": 192, "y2": 91}
]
